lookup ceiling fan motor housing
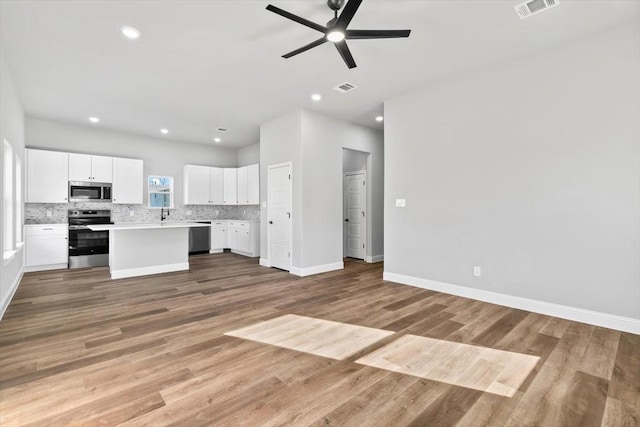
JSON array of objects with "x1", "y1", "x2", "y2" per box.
[{"x1": 327, "y1": 0, "x2": 345, "y2": 11}]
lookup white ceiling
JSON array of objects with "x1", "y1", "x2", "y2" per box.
[{"x1": 1, "y1": 1, "x2": 638, "y2": 149}]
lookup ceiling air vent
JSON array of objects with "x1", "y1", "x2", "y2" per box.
[
  {"x1": 216, "y1": 127, "x2": 228, "y2": 132},
  {"x1": 333, "y1": 82, "x2": 358, "y2": 93},
  {"x1": 514, "y1": 0, "x2": 558, "y2": 20}
]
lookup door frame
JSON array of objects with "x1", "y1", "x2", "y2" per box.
[
  {"x1": 267, "y1": 161, "x2": 293, "y2": 271},
  {"x1": 343, "y1": 170, "x2": 367, "y2": 260}
]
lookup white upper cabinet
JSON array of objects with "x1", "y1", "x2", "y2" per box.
[
  {"x1": 237, "y1": 166, "x2": 248, "y2": 205},
  {"x1": 26, "y1": 149, "x2": 69, "y2": 203},
  {"x1": 183, "y1": 165, "x2": 225, "y2": 205},
  {"x1": 68, "y1": 153, "x2": 112, "y2": 182},
  {"x1": 184, "y1": 165, "x2": 211, "y2": 205},
  {"x1": 247, "y1": 163, "x2": 259, "y2": 205},
  {"x1": 183, "y1": 164, "x2": 259, "y2": 205},
  {"x1": 236, "y1": 163, "x2": 260, "y2": 205},
  {"x1": 210, "y1": 167, "x2": 224, "y2": 205},
  {"x1": 91, "y1": 155, "x2": 113, "y2": 182},
  {"x1": 223, "y1": 168, "x2": 237, "y2": 205},
  {"x1": 112, "y1": 157, "x2": 143, "y2": 204}
]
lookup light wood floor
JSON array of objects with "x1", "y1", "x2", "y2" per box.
[{"x1": 0, "y1": 254, "x2": 638, "y2": 426}]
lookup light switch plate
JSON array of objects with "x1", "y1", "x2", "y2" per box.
[
  {"x1": 395, "y1": 199, "x2": 406, "y2": 208},
  {"x1": 46, "y1": 210, "x2": 52, "y2": 217}
]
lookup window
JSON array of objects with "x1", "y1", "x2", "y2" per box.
[
  {"x1": 148, "y1": 175, "x2": 173, "y2": 208},
  {"x1": 15, "y1": 155, "x2": 22, "y2": 246},
  {"x1": 3, "y1": 139, "x2": 14, "y2": 258}
]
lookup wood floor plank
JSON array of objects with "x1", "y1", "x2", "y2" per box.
[
  {"x1": 0, "y1": 254, "x2": 636, "y2": 426},
  {"x1": 557, "y1": 371, "x2": 609, "y2": 427}
]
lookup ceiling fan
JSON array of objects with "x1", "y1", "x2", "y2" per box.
[{"x1": 266, "y1": 0, "x2": 411, "y2": 69}]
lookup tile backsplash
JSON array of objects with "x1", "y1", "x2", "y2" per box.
[{"x1": 26, "y1": 203, "x2": 260, "y2": 224}]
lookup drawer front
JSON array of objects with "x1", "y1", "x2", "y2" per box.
[{"x1": 26, "y1": 225, "x2": 68, "y2": 236}]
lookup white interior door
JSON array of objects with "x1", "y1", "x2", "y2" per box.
[
  {"x1": 268, "y1": 163, "x2": 292, "y2": 271},
  {"x1": 345, "y1": 172, "x2": 366, "y2": 260}
]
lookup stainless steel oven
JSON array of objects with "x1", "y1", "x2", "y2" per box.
[
  {"x1": 69, "y1": 181, "x2": 112, "y2": 202},
  {"x1": 68, "y1": 210, "x2": 112, "y2": 268}
]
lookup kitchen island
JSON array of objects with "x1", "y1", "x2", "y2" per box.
[{"x1": 87, "y1": 222, "x2": 210, "y2": 279}]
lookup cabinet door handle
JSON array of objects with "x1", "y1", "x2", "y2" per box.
[{"x1": 43, "y1": 228, "x2": 53, "y2": 230}]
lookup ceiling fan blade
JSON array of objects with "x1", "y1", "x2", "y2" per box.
[
  {"x1": 334, "y1": 40, "x2": 357, "y2": 69},
  {"x1": 266, "y1": 4, "x2": 327, "y2": 33},
  {"x1": 336, "y1": 0, "x2": 363, "y2": 29},
  {"x1": 282, "y1": 37, "x2": 328, "y2": 58},
  {"x1": 346, "y1": 29, "x2": 411, "y2": 39}
]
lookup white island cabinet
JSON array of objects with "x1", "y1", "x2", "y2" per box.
[{"x1": 88, "y1": 222, "x2": 209, "y2": 279}]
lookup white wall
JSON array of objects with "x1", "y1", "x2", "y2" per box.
[
  {"x1": 26, "y1": 118, "x2": 238, "y2": 206},
  {"x1": 302, "y1": 110, "x2": 384, "y2": 266},
  {"x1": 260, "y1": 109, "x2": 383, "y2": 272},
  {"x1": 0, "y1": 52, "x2": 25, "y2": 318},
  {"x1": 259, "y1": 110, "x2": 303, "y2": 266},
  {"x1": 384, "y1": 22, "x2": 640, "y2": 325},
  {"x1": 237, "y1": 143, "x2": 260, "y2": 167},
  {"x1": 343, "y1": 149, "x2": 368, "y2": 173}
]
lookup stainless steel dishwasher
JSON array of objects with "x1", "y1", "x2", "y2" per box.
[{"x1": 189, "y1": 221, "x2": 211, "y2": 255}]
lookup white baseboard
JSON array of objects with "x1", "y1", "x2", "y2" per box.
[
  {"x1": 383, "y1": 271, "x2": 640, "y2": 335},
  {"x1": 259, "y1": 258, "x2": 271, "y2": 268},
  {"x1": 24, "y1": 263, "x2": 68, "y2": 273},
  {"x1": 111, "y1": 262, "x2": 189, "y2": 280},
  {"x1": 230, "y1": 250, "x2": 259, "y2": 258},
  {"x1": 209, "y1": 249, "x2": 223, "y2": 254},
  {"x1": 365, "y1": 255, "x2": 384, "y2": 263},
  {"x1": 0, "y1": 268, "x2": 23, "y2": 321},
  {"x1": 290, "y1": 262, "x2": 344, "y2": 277}
]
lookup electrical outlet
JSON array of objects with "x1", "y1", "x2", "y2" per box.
[
  {"x1": 129, "y1": 210, "x2": 134, "y2": 217},
  {"x1": 215, "y1": 210, "x2": 219, "y2": 215},
  {"x1": 186, "y1": 210, "x2": 192, "y2": 216},
  {"x1": 46, "y1": 210, "x2": 52, "y2": 217},
  {"x1": 395, "y1": 199, "x2": 406, "y2": 208},
  {"x1": 474, "y1": 266, "x2": 482, "y2": 277},
  {"x1": 262, "y1": 201, "x2": 267, "y2": 208}
]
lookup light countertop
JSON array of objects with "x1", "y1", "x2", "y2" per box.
[{"x1": 87, "y1": 222, "x2": 211, "y2": 231}]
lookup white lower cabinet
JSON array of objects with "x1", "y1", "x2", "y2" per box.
[
  {"x1": 210, "y1": 221, "x2": 227, "y2": 253},
  {"x1": 25, "y1": 224, "x2": 69, "y2": 271},
  {"x1": 228, "y1": 221, "x2": 259, "y2": 257}
]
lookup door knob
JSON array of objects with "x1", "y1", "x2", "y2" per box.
[
  {"x1": 269, "y1": 221, "x2": 273, "y2": 224},
  {"x1": 344, "y1": 219, "x2": 349, "y2": 222}
]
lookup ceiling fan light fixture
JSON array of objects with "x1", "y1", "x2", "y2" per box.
[
  {"x1": 120, "y1": 26, "x2": 140, "y2": 40},
  {"x1": 326, "y1": 29, "x2": 345, "y2": 43}
]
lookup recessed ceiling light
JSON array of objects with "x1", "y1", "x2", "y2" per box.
[
  {"x1": 160, "y1": 129, "x2": 169, "y2": 134},
  {"x1": 214, "y1": 137, "x2": 222, "y2": 143},
  {"x1": 311, "y1": 93, "x2": 322, "y2": 101},
  {"x1": 121, "y1": 26, "x2": 140, "y2": 40},
  {"x1": 375, "y1": 116, "x2": 384, "y2": 122},
  {"x1": 89, "y1": 117, "x2": 100, "y2": 123}
]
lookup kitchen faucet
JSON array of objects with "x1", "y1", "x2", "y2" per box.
[{"x1": 161, "y1": 206, "x2": 170, "y2": 221}]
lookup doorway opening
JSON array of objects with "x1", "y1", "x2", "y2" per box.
[
  {"x1": 343, "y1": 149, "x2": 369, "y2": 260},
  {"x1": 267, "y1": 162, "x2": 292, "y2": 271}
]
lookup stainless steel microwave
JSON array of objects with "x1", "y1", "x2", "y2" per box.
[{"x1": 69, "y1": 181, "x2": 112, "y2": 202}]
